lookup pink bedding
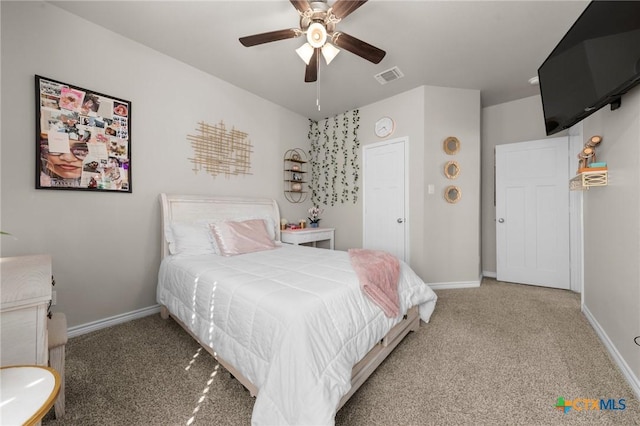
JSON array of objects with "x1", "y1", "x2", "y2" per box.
[{"x1": 348, "y1": 248, "x2": 400, "y2": 317}]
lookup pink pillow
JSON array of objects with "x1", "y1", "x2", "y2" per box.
[{"x1": 210, "y1": 219, "x2": 276, "y2": 256}]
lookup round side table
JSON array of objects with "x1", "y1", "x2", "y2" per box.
[{"x1": 0, "y1": 365, "x2": 61, "y2": 425}]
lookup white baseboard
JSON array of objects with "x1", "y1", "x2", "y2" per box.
[
  {"x1": 67, "y1": 304, "x2": 161, "y2": 338},
  {"x1": 428, "y1": 278, "x2": 481, "y2": 290},
  {"x1": 582, "y1": 304, "x2": 640, "y2": 401}
]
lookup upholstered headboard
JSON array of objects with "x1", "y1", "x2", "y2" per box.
[{"x1": 159, "y1": 193, "x2": 281, "y2": 259}]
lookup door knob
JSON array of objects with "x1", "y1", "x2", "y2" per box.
[
  {"x1": 498, "y1": 218, "x2": 505, "y2": 223},
  {"x1": 397, "y1": 218, "x2": 404, "y2": 223}
]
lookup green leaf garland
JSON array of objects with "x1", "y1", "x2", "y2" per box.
[{"x1": 308, "y1": 110, "x2": 360, "y2": 206}]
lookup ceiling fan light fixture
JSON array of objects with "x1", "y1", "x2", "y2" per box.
[
  {"x1": 239, "y1": 1, "x2": 386, "y2": 84},
  {"x1": 296, "y1": 43, "x2": 315, "y2": 65},
  {"x1": 321, "y1": 42, "x2": 339, "y2": 65},
  {"x1": 307, "y1": 22, "x2": 327, "y2": 48}
]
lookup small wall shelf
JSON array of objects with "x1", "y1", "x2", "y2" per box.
[
  {"x1": 284, "y1": 148, "x2": 308, "y2": 203},
  {"x1": 570, "y1": 169, "x2": 608, "y2": 191}
]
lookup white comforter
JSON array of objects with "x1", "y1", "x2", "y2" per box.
[{"x1": 157, "y1": 244, "x2": 437, "y2": 425}]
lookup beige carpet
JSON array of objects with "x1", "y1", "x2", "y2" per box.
[{"x1": 43, "y1": 279, "x2": 639, "y2": 425}]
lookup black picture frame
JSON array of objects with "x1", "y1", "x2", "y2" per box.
[{"x1": 35, "y1": 75, "x2": 132, "y2": 192}]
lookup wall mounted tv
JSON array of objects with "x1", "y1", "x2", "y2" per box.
[{"x1": 538, "y1": 0, "x2": 640, "y2": 136}]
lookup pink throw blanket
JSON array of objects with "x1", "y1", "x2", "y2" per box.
[{"x1": 348, "y1": 249, "x2": 400, "y2": 318}]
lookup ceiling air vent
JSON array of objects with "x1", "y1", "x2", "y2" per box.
[{"x1": 374, "y1": 66, "x2": 404, "y2": 85}]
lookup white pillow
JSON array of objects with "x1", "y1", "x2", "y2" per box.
[{"x1": 165, "y1": 222, "x2": 217, "y2": 256}]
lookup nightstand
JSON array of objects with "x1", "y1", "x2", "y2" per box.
[
  {"x1": 1, "y1": 254, "x2": 52, "y2": 367},
  {"x1": 281, "y1": 228, "x2": 335, "y2": 250}
]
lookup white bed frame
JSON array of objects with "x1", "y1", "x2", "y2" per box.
[{"x1": 158, "y1": 193, "x2": 420, "y2": 410}]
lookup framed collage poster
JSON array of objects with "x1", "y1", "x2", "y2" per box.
[{"x1": 35, "y1": 75, "x2": 132, "y2": 192}]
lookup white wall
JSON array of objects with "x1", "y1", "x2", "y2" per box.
[
  {"x1": 581, "y1": 86, "x2": 640, "y2": 393},
  {"x1": 321, "y1": 87, "x2": 426, "y2": 266},
  {"x1": 0, "y1": 2, "x2": 309, "y2": 327},
  {"x1": 423, "y1": 86, "x2": 481, "y2": 285},
  {"x1": 481, "y1": 90, "x2": 640, "y2": 397},
  {"x1": 321, "y1": 85, "x2": 481, "y2": 285},
  {"x1": 1, "y1": 2, "x2": 483, "y2": 329}
]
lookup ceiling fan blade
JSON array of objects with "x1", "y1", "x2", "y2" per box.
[
  {"x1": 333, "y1": 32, "x2": 385, "y2": 64},
  {"x1": 330, "y1": 0, "x2": 368, "y2": 20},
  {"x1": 305, "y1": 48, "x2": 320, "y2": 82},
  {"x1": 290, "y1": 0, "x2": 311, "y2": 13},
  {"x1": 239, "y1": 29, "x2": 300, "y2": 47}
]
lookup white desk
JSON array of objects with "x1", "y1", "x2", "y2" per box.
[
  {"x1": 0, "y1": 365, "x2": 60, "y2": 425},
  {"x1": 281, "y1": 228, "x2": 335, "y2": 250}
]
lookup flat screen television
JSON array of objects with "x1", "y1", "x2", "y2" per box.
[{"x1": 538, "y1": 0, "x2": 640, "y2": 135}]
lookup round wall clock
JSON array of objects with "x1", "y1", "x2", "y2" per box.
[{"x1": 375, "y1": 116, "x2": 395, "y2": 138}]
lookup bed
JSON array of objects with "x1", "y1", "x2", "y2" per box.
[{"x1": 156, "y1": 193, "x2": 437, "y2": 425}]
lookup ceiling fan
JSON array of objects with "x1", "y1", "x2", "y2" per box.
[{"x1": 239, "y1": 0, "x2": 386, "y2": 83}]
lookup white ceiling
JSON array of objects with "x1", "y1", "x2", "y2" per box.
[{"x1": 49, "y1": 0, "x2": 589, "y2": 120}]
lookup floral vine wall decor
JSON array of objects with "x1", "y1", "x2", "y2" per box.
[
  {"x1": 308, "y1": 110, "x2": 360, "y2": 206},
  {"x1": 187, "y1": 120, "x2": 253, "y2": 178}
]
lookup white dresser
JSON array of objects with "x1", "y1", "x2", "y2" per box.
[{"x1": 0, "y1": 255, "x2": 52, "y2": 366}]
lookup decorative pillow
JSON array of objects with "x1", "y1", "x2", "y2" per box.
[
  {"x1": 210, "y1": 219, "x2": 277, "y2": 256},
  {"x1": 234, "y1": 216, "x2": 278, "y2": 241},
  {"x1": 165, "y1": 222, "x2": 217, "y2": 256}
]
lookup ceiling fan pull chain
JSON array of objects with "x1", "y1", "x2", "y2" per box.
[{"x1": 317, "y1": 58, "x2": 321, "y2": 111}]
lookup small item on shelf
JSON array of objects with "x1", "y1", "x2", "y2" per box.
[
  {"x1": 280, "y1": 218, "x2": 288, "y2": 230},
  {"x1": 291, "y1": 182, "x2": 302, "y2": 192},
  {"x1": 586, "y1": 135, "x2": 602, "y2": 148},
  {"x1": 577, "y1": 148, "x2": 594, "y2": 169},
  {"x1": 308, "y1": 206, "x2": 323, "y2": 228},
  {"x1": 577, "y1": 135, "x2": 604, "y2": 170},
  {"x1": 578, "y1": 166, "x2": 607, "y2": 174},
  {"x1": 299, "y1": 219, "x2": 307, "y2": 229},
  {"x1": 292, "y1": 164, "x2": 301, "y2": 172}
]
